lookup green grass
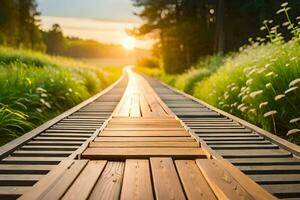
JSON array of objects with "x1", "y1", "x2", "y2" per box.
[
  {"x1": 194, "y1": 41, "x2": 300, "y2": 144},
  {"x1": 0, "y1": 46, "x2": 122, "y2": 145},
  {"x1": 135, "y1": 3, "x2": 300, "y2": 144}
]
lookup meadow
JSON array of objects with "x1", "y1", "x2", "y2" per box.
[
  {"x1": 0, "y1": 47, "x2": 122, "y2": 145},
  {"x1": 136, "y1": 4, "x2": 300, "y2": 144}
]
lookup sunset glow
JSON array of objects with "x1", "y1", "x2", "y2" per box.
[{"x1": 122, "y1": 37, "x2": 136, "y2": 50}]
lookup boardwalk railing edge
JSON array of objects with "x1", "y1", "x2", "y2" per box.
[
  {"x1": 0, "y1": 73, "x2": 126, "y2": 159},
  {"x1": 158, "y1": 80, "x2": 300, "y2": 157}
]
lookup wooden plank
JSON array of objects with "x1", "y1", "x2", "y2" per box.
[
  {"x1": 250, "y1": 174, "x2": 300, "y2": 184},
  {"x1": 196, "y1": 159, "x2": 254, "y2": 200},
  {"x1": 104, "y1": 127, "x2": 185, "y2": 131},
  {"x1": 62, "y1": 160, "x2": 107, "y2": 200},
  {"x1": 0, "y1": 164, "x2": 54, "y2": 173},
  {"x1": 100, "y1": 130, "x2": 190, "y2": 137},
  {"x1": 175, "y1": 160, "x2": 216, "y2": 200},
  {"x1": 262, "y1": 184, "x2": 300, "y2": 196},
  {"x1": 197, "y1": 159, "x2": 277, "y2": 200},
  {"x1": 89, "y1": 162, "x2": 124, "y2": 200},
  {"x1": 0, "y1": 174, "x2": 43, "y2": 181},
  {"x1": 130, "y1": 94, "x2": 141, "y2": 117},
  {"x1": 120, "y1": 160, "x2": 153, "y2": 200},
  {"x1": 82, "y1": 148, "x2": 206, "y2": 159},
  {"x1": 150, "y1": 157, "x2": 186, "y2": 200},
  {"x1": 228, "y1": 157, "x2": 300, "y2": 165},
  {"x1": 0, "y1": 186, "x2": 29, "y2": 195},
  {"x1": 238, "y1": 165, "x2": 300, "y2": 173},
  {"x1": 19, "y1": 160, "x2": 88, "y2": 200},
  {"x1": 219, "y1": 149, "x2": 292, "y2": 158},
  {"x1": 94, "y1": 136, "x2": 195, "y2": 142},
  {"x1": 90, "y1": 141, "x2": 199, "y2": 148}
]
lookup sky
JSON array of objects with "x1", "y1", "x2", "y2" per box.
[{"x1": 37, "y1": 0, "x2": 153, "y2": 49}]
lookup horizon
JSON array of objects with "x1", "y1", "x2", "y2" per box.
[{"x1": 37, "y1": 0, "x2": 154, "y2": 49}]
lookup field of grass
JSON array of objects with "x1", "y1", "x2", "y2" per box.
[
  {"x1": 135, "y1": 5, "x2": 300, "y2": 144},
  {"x1": 0, "y1": 46, "x2": 122, "y2": 145}
]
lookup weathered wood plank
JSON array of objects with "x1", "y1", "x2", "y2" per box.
[
  {"x1": 100, "y1": 130, "x2": 190, "y2": 137},
  {"x1": 120, "y1": 160, "x2": 153, "y2": 200},
  {"x1": 90, "y1": 141, "x2": 199, "y2": 148},
  {"x1": 89, "y1": 162, "x2": 124, "y2": 200},
  {"x1": 82, "y1": 148, "x2": 206, "y2": 159},
  {"x1": 94, "y1": 136, "x2": 194, "y2": 142},
  {"x1": 175, "y1": 160, "x2": 216, "y2": 200},
  {"x1": 150, "y1": 157, "x2": 186, "y2": 200},
  {"x1": 62, "y1": 161, "x2": 107, "y2": 200}
]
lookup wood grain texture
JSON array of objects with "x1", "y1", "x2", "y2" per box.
[
  {"x1": 175, "y1": 160, "x2": 217, "y2": 200},
  {"x1": 150, "y1": 157, "x2": 186, "y2": 200},
  {"x1": 62, "y1": 160, "x2": 107, "y2": 200},
  {"x1": 120, "y1": 160, "x2": 153, "y2": 200},
  {"x1": 89, "y1": 162, "x2": 125, "y2": 200},
  {"x1": 82, "y1": 147, "x2": 206, "y2": 159}
]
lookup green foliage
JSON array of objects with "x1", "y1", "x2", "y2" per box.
[
  {"x1": 138, "y1": 3, "x2": 300, "y2": 144},
  {"x1": 0, "y1": 47, "x2": 122, "y2": 145}
]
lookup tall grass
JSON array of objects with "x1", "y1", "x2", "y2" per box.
[
  {"x1": 0, "y1": 46, "x2": 122, "y2": 145},
  {"x1": 137, "y1": 3, "x2": 300, "y2": 144}
]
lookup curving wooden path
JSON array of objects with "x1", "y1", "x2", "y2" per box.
[{"x1": 0, "y1": 67, "x2": 299, "y2": 199}]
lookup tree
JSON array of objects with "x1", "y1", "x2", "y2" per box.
[
  {"x1": 0, "y1": 0, "x2": 19, "y2": 46},
  {"x1": 43, "y1": 24, "x2": 66, "y2": 54}
]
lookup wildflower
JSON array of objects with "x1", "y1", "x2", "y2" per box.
[
  {"x1": 289, "y1": 78, "x2": 300, "y2": 87},
  {"x1": 231, "y1": 86, "x2": 238, "y2": 92},
  {"x1": 241, "y1": 95, "x2": 248, "y2": 102},
  {"x1": 290, "y1": 118, "x2": 300, "y2": 123},
  {"x1": 240, "y1": 106, "x2": 248, "y2": 112},
  {"x1": 287, "y1": 129, "x2": 300, "y2": 137},
  {"x1": 281, "y1": 2, "x2": 288, "y2": 7},
  {"x1": 250, "y1": 90, "x2": 263, "y2": 98},
  {"x1": 246, "y1": 79, "x2": 253, "y2": 86},
  {"x1": 264, "y1": 110, "x2": 277, "y2": 118},
  {"x1": 36, "y1": 108, "x2": 42, "y2": 113},
  {"x1": 259, "y1": 102, "x2": 268, "y2": 108},
  {"x1": 274, "y1": 94, "x2": 285, "y2": 101},
  {"x1": 285, "y1": 86, "x2": 298, "y2": 94},
  {"x1": 36, "y1": 87, "x2": 47, "y2": 93},
  {"x1": 237, "y1": 103, "x2": 245, "y2": 110},
  {"x1": 265, "y1": 72, "x2": 274, "y2": 77},
  {"x1": 248, "y1": 109, "x2": 256, "y2": 114}
]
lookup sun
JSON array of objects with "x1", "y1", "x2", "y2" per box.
[{"x1": 122, "y1": 37, "x2": 136, "y2": 50}]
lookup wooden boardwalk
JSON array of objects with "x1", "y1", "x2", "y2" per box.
[{"x1": 0, "y1": 67, "x2": 299, "y2": 199}]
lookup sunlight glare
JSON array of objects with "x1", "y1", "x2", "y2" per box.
[{"x1": 122, "y1": 37, "x2": 136, "y2": 50}]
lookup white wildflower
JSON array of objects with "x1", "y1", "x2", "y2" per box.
[
  {"x1": 259, "y1": 102, "x2": 268, "y2": 108},
  {"x1": 287, "y1": 129, "x2": 300, "y2": 137},
  {"x1": 265, "y1": 83, "x2": 272, "y2": 89},
  {"x1": 250, "y1": 90, "x2": 263, "y2": 98},
  {"x1": 285, "y1": 86, "x2": 298, "y2": 94},
  {"x1": 274, "y1": 94, "x2": 285, "y2": 101},
  {"x1": 264, "y1": 110, "x2": 277, "y2": 118},
  {"x1": 290, "y1": 118, "x2": 300, "y2": 123},
  {"x1": 265, "y1": 72, "x2": 274, "y2": 77},
  {"x1": 289, "y1": 78, "x2": 300, "y2": 87}
]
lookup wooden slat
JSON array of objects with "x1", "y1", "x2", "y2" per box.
[
  {"x1": 82, "y1": 148, "x2": 206, "y2": 159},
  {"x1": 175, "y1": 160, "x2": 217, "y2": 200},
  {"x1": 62, "y1": 161, "x2": 107, "y2": 200},
  {"x1": 120, "y1": 160, "x2": 153, "y2": 200},
  {"x1": 196, "y1": 159, "x2": 277, "y2": 200},
  {"x1": 19, "y1": 160, "x2": 88, "y2": 200},
  {"x1": 150, "y1": 157, "x2": 186, "y2": 200},
  {"x1": 100, "y1": 130, "x2": 190, "y2": 137},
  {"x1": 89, "y1": 162, "x2": 124, "y2": 200},
  {"x1": 90, "y1": 141, "x2": 199, "y2": 148},
  {"x1": 94, "y1": 136, "x2": 194, "y2": 142}
]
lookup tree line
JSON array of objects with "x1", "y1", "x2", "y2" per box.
[
  {"x1": 0, "y1": 0, "x2": 144, "y2": 58},
  {"x1": 132, "y1": 0, "x2": 300, "y2": 73}
]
